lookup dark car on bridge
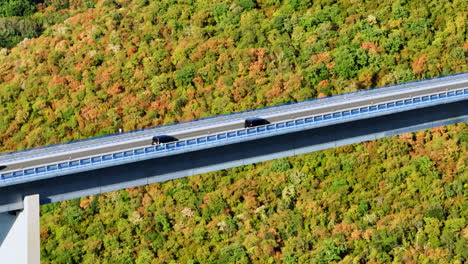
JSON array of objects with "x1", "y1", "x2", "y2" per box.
[
  {"x1": 152, "y1": 135, "x2": 178, "y2": 146},
  {"x1": 244, "y1": 117, "x2": 269, "y2": 128}
]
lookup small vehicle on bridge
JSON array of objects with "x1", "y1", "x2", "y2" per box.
[
  {"x1": 152, "y1": 135, "x2": 178, "y2": 146},
  {"x1": 244, "y1": 117, "x2": 269, "y2": 128}
]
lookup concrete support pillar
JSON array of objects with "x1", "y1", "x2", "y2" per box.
[{"x1": 0, "y1": 195, "x2": 40, "y2": 263}]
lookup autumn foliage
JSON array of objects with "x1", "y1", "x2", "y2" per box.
[{"x1": 0, "y1": 0, "x2": 466, "y2": 262}]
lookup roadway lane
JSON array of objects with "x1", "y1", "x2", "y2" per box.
[
  {"x1": 1, "y1": 121, "x2": 245, "y2": 171},
  {"x1": 1, "y1": 75, "x2": 467, "y2": 172},
  {"x1": 2, "y1": 73, "x2": 466, "y2": 163},
  {"x1": 266, "y1": 82, "x2": 467, "y2": 122}
]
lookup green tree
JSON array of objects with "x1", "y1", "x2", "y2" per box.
[
  {"x1": 175, "y1": 64, "x2": 195, "y2": 86},
  {"x1": 135, "y1": 247, "x2": 154, "y2": 264},
  {"x1": 333, "y1": 46, "x2": 359, "y2": 79},
  {"x1": 0, "y1": 0, "x2": 36, "y2": 17},
  {"x1": 219, "y1": 244, "x2": 248, "y2": 264},
  {"x1": 236, "y1": 0, "x2": 256, "y2": 11},
  {"x1": 315, "y1": 240, "x2": 346, "y2": 264}
]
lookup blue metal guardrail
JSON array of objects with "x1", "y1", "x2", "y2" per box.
[
  {"x1": 1, "y1": 72, "x2": 467, "y2": 162},
  {"x1": 1, "y1": 87, "x2": 467, "y2": 184}
]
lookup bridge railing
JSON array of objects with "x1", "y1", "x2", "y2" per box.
[
  {"x1": 1, "y1": 72, "x2": 467, "y2": 163},
  {"x1": 1, "y1": 87, "x2": 467, "y2": 185}
]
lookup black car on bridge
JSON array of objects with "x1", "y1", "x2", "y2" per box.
[
  {"x1": 244, "y1": 117, "x2": 269, "y2": 128},
  {"x1": 152, "y1": 135, "x2": 178, "y2": 146}
]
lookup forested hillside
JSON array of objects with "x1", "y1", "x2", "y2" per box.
[
  {"x1": 0, "y1": 0, "x2": 466, "y2": 262},
  {"x1": 0, "y1": 0, "x2": 94, "y2": 48}
]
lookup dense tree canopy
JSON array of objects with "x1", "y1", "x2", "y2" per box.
[
  {"x1": 0, "y1": 0, "x2": 466, "y2": 262},
  {"x1": 0, "y1": 0, "x2": 95, "y2": 48}
]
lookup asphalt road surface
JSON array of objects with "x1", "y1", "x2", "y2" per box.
[{"x1": 1, "y1": 75, "x2": 467, "y2": 173}]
